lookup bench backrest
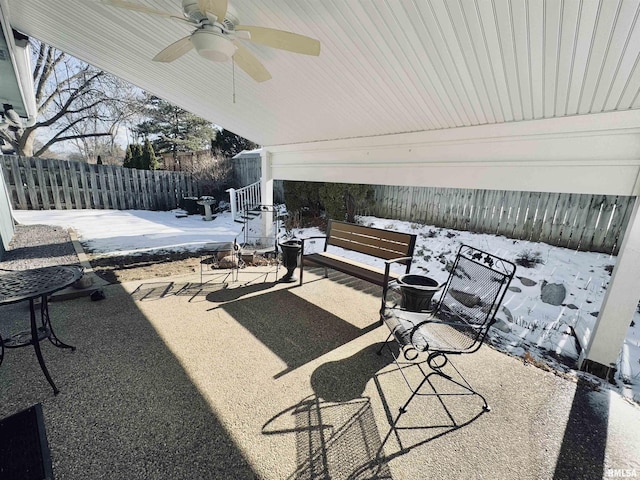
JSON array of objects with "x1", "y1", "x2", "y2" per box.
[{"x1": 325, "y1": 220, "x2": 417, "y2": 267}]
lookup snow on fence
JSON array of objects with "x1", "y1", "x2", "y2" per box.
[
  {"x1": 1, "y1": 155, "x2": 200, "y2": 211},
  {"x1": 364, "y1": 185, "x2": 635, "y2": 255}
]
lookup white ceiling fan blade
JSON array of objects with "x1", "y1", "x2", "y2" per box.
[
  {"x1": 152, "y1": 36, "x2": 194, "y2": 63},
  {"x1": 232, "y1": 41, "x2": 271, "y2": 82},
  {"x1": 198, "y1": 0, "x2": 227, "y2": 22},
  {"x1": 235, "y1": 25, "x2": 320, "y2": 56},
  {"x1": 100, "y1": 0, "x2": 179, "y2": 19}
]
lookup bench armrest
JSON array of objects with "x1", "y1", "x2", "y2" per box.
[
  {"x1": 382, "y1": 256, "x2": 413, "y2": 283},
  {"x1": 381, "y1": 256, "x2": 415, "y2": 310},
  {"x1": 300, "y1": 235, "x2": 327, "y2": 243},
  {"x1": 300, "y1": 235, "x2": 327, "y2": 255},
  {"x1": 383, "y1": 256, "x2": 413, "y2": 279},
  {"x1": 384, "y1": 256, "x2": 413, "y2": 265}
]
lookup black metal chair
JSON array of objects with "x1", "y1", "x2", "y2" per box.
[{"x1": 377, "y1": 244, "x2": 516, "y2": 413}]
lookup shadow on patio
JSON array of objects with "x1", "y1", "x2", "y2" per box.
[
  {"x1": 0, "y1": 281, "x2": 259, "y2": 479},
  {"x1": 220, "y1": 287, "x2": 379, "y2": 379},
  {"x1": 1, "y1": 266, "x2": 639, "y2": 479}
]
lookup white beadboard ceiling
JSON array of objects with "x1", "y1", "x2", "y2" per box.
[{"x1": 4, "y1": 0, "x2": 640, "y2": 146}]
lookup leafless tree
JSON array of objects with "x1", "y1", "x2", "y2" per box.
[
  {"x1": 0, "y1": 41, "x2": 142, "y2": 158},
  {"x1": 180, "y1": 150, "x2": 232, "y2": 195}
]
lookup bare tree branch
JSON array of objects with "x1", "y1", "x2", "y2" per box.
[
  {"x1": 34, "y1": 45, "x2": 64, "y2": 106},
  {"x1": 4, "y1": 40, "x2": 143, "y2": 158},
  {"x1": 33, "y1": 132, "x2": 112, "y2": 157},
  {"x1": 38, "y1": 98, "x2": 109, "y2": 128}
]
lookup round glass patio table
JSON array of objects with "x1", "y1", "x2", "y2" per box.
[{"x1": 0, "y1": 265, "x2": 83, "y2": 395}]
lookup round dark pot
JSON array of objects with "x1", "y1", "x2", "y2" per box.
[
  {"x1": 397, "y1": 274, "x2": 442, "y2": 312},
  {"x1": 278, "y1": 239, "x2": 302, "y2": 283},
  {"x1": 180, "y1": 197, "x2": 204, "y2": 215}
]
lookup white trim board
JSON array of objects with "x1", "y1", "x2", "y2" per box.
[{"x1": 266, "y1": 111, "x2": 640, "y2": 195}]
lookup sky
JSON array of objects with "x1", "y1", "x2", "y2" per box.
[{"x1": 12, "y1": 208, "x2": 640, "y2": 404}]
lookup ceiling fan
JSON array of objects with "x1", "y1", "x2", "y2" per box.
[{"x1": 100, "y1": 0, "x2": 321, "y2": 82}]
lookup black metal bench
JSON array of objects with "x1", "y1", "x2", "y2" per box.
[{"x1": 299, "y1": 220, "x2": 417, "y2": 312}]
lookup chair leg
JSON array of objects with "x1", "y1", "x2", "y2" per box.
[
  {"x1": 399, "y1": 374, "x2": 431, "y2": 414},
  {"x1": 427, "y1": 353, "x2": 490, "y2": 412},
  {"x1": 299, "y1": 259, "x2": 304, "y2": 286},
  {"x1": 389, "y1": 352, "x2": 491, "y2": 415},
  {"x1": 376, "y1": 332, "x2": 394, "y2": 356},
  {"x1": 378, "y1": 300, "x2": 387, "y2": 326}
]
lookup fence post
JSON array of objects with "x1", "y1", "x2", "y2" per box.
[{"x1": 227, "y1": 187, "x2": 237, "y2": 220}]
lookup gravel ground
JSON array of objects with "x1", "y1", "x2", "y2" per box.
[
  {"x1": 0, "y1": 224, "x2": 80, "y2": 271},
  {"x1": 0, "y1": 224, "x2": 82, "y2": 340}
]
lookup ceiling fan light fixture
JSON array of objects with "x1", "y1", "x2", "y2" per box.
[{"x1": 191, "y1": 30, "x2": 236, "y2": 62}]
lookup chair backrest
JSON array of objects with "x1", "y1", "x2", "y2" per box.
[{"x1": 433, "y1": 245, "x2": 516, "y2": 347}]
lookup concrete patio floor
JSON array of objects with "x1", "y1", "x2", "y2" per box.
[{"x1": 1, "y1": 266, "x2": 639, "y2": 479}]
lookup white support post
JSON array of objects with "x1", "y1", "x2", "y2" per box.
[
  {"x1": 226, "y1": 188, "x2": 237, "y2": 221},
  {"x1": 261, "y1": 150, "x2": 274, "y2": 243},
  {"x1": 580, "y1": 196, "x2": 640, "y2": 380},
  {"x1": 0, "y1": 164, "x2": 16, "y2": 253}
]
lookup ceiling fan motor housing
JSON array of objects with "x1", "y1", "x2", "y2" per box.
[{"x1": 191, "y1": 29, "x2": 236, "y2": 62}]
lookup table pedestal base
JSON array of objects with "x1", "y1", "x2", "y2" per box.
[
  {"x1": 3, "y1": 296, "x2": 75, "y2": 395},
  {"x1": 0, "y1": 265, "x2": 82, "y2": 395}
]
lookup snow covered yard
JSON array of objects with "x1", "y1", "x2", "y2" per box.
[
  {"x1": 12, "y1": 208, "x2": 640, "y2": 402},
  {"x1": 282, "y1": 215, "x2": 640, "y2": 404}
]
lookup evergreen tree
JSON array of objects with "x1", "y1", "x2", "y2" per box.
[
  {"x1": 283, "y1": 181, "x2": 373, "y2": 226},
  {"x1": 211, "y1": 129, "x2": 259, "y2": 159},
  {"x1": 123, "y1": 144, "x2": 134, "y2": 168},
  {"x1": 141, "y1": 139, "x2": 159, "y2": 170},
  {"x1": 132, "y1": 143, "x2": 144, "y2": 169},
  {"x1": 136, "y1": 95, "x2": 215, "y2": 169},
  {"x1": 319, "y1": 183, "x2": 373, "y2": 224}
]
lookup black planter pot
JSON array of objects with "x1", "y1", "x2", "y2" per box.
[
  {"x1": 397, "y1": 274, "x2": 442, "y2": 312},
  {"x1": 180, "y1": 197, "x2": 204, "y2": 215},
  {"x1": 278, "y1": 240, "x2": 302, "y2": 283}
]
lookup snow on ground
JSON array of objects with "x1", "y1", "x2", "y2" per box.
[
  {"x1": 12, "y1": 208, "x2": 640, "y2": 402},
  {"x1": 13, "y1": 209, "x2": 244, "y2": 257}
]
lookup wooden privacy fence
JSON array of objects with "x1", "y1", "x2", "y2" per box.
[
  {"x1": 232, "y1": 153, "x2": 284, "y2": 202},
  {"x1": 1, "y1": 155, "x2": 200, "y2": 211},
  {"x1": 232, "y1": 152, "x2": 261, "y2": 187},
  {"x1": 363, "y1": 185, "x2": 635, "y2": 255}
]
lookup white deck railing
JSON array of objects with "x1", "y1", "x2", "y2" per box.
[{"x1": 226, "y1": 181, "x2": 261, "y2": 221}]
